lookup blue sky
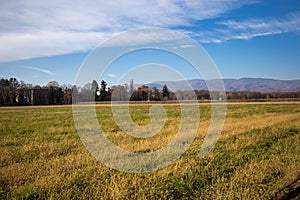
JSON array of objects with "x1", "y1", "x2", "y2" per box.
[{"x1": 0, "y1": 0, "x2": 299, "y2": 86}]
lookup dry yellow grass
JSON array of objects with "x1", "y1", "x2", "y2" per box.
[{"x1": 0, "y1": 102, "x2": 299, "y2": 199}]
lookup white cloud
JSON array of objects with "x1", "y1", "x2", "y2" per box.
[
  {"x1": 0, "y1": 31, "x2": 107, "y2": 62},
  {"x1": 107, "y1": 73, "x2": 117, "y2": 78},
  {"x1": 191, "y1": 11, "x2": 300, "y2": 43},
  {"x1": 0, "y1": 0, "x2": 255, "y2": 62},
  {"x1": 2, "y1": 1, "x2": 299, "y2": 61},
  {"x1": 0, "y1": 0, "x2": 250, "y2": 31},
  {"x1": 24, "y1": 66, "x2": 55, "y2": 75},
  {"x1": 180, "y1": 44, "x2": 193, "y2": 48},
  {"x1": 101, "y1": 28, "x2": 188, "y2": 48}
]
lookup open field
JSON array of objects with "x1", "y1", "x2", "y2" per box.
[{"x1": 0, "y1": 102, "x2": 299, "y2": 199}]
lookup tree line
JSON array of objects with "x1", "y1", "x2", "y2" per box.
[
  {"x1": 0, "y1": 77, "x2": 300, "y2": 106},
  {"x1": 0, "y1": 78, "x2": 174, "y2": 106}
]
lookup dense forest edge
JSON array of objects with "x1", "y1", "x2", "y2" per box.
[{"x1": 1, "y1": 77, "x2": 300, "y2": 106}]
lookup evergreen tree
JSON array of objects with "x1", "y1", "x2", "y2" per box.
[
  {"x1": 162, "y1": 84, "x2": 170, "y2": 99},
  {"x1": 100, "y1": 80, "x2": 107, "y2": 101}
]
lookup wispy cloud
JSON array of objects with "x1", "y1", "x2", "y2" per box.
[
  {"x1": 2, "y1": 1, "x2": 299, "y2": 61},
  {"x1": 24, "y1": 66, "x2": 55, "y2": 75},
  {"x1": 107, "y1": 73, "x2": 117, "y2": 78},
  {"x1": 172, "y1": 44, "x2": 195, "y2": 49},
  {"x1": 0, "y1": 0, "x2": 255, "y2": 62},
  {"x1": 0, "y1": 31, "x2": 107, "y2": 62},
  {"x1": 190, "y1": 11, "x2": 300, "y2": 43},
  {"x1": 180, "y1": 44, "x2": 193, "y2": 48}
]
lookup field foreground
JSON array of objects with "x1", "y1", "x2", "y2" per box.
[{"x1": 0, "y1": 102, "x2": 299, "y2": 199}]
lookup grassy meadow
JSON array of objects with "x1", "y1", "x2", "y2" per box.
[{"x1": 0, "y1": 102, "x2": 299, "y2": 199}]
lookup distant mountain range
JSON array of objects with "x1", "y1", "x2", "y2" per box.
[{"x1": 138, "y1": 78, "x2": 300, "y2": 92}]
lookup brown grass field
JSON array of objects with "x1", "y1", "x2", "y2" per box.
[{"x1": 0, "y1": 102, "x2": 299, "y2": 199}]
